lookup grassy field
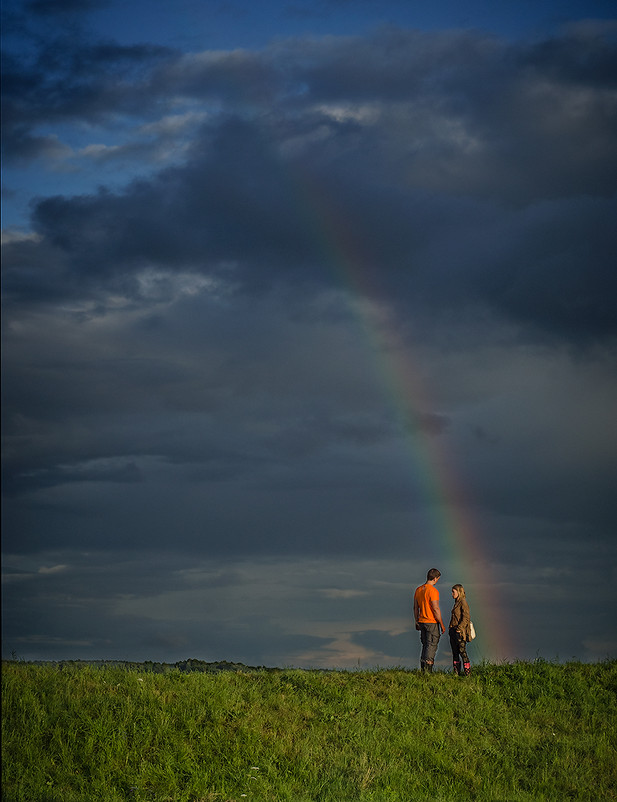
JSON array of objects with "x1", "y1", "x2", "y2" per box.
[{"x1": 3, "y1": 659, "x2": 616, "y2": 801}]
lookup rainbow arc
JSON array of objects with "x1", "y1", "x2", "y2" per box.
[{"x1": 283, "y1": 161, "x2": 514, "y2": 663}]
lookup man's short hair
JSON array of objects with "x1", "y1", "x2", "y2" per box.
[{"x1": 427, "y1": 568, "x2": 441, "y2": 581}]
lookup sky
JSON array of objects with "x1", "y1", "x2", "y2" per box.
[{"x1": 2, "y1": 0, "x2": 617, "y2": 670}]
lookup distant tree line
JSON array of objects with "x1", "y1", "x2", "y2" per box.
[{"x1": 4, "y1": 658, "x2": 281, "y2": 674}]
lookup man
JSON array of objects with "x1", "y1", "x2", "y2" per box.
[{"x1": 413, "y1": 568, "x2": 446, "y2": 672}]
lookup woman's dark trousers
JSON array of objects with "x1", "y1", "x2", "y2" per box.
[{"x1": 449, "y1": 627, "x2": 470, "y2": 675}]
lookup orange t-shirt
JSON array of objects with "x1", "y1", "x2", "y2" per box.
[{"x1": 414, "y1": 583, "x2": 439, "y2": 623}]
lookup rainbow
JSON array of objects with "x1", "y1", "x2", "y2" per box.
[
  {"x1": 233, "y1": 112, "x2": 514, "y2": 662},
  {"x1": 284, "y1": 161, "x2": 515, "y2": 664}
]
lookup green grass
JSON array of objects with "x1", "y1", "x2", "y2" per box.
[{"x1": 3, "y1": 660, "x2": 616, "y2": 801}]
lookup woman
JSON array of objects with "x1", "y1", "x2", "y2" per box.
[{"x1": 449, "y1": 584, "x2": 472, "y2": 676}]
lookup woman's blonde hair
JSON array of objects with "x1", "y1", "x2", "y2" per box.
[{"x1": 452, "y1": 584, "x2": 466, "y2": 601}]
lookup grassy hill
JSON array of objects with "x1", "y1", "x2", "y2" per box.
[{"x1": 3, "y1": 659, "x2": 616, "y2": 801}]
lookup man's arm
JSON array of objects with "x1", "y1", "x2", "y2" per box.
[
  {"x1": 413, "y1": 598, "x2": 420, "y2": 630},
  {"x1": 430, "y1": 598, "x2": 445, "y2": 634}
]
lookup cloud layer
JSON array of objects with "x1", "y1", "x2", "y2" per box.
[{"x1": 2, "y1": 13, "x2": 617, "y2": 666}]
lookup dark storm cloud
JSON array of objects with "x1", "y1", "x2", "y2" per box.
[
  {"x1": 3, "y1": 25, "x2": 616, "y2": 341},
  {"x1": 2, "y1": 17, "x2": 617, "y2": 666},
  {"x1": 1, "y1": 277, "x2": 407, "y2": 523},
  {"x1": 4, "y1": 458, "x2": 142, "y2": 497},
  {"x1": 1, "y1": 37, "x2": 177, "y2": 163},
  {"x1": 1, "y1": 553, "x2": 387, "y2": 666},
  {"x1": 4, "y1": 550, "x2": 613, "y2": 666},
  {"x1": 5, "y1": 23, "x2": 617, "y2": 181},
  {"x1": 4, "y1": 143, "x2": 615, "y2": 344}
]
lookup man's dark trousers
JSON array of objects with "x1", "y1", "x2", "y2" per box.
[{"x1": 419, "y1": 622, "x2": 441, "y2": 671}]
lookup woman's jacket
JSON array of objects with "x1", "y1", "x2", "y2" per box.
[{"x1": 449, "y1": 599, "x2": 472, "y2": 641}]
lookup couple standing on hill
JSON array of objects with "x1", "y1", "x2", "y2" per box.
[{"x1": 413, "y1": 568, "x2": 473, "y2": 675}]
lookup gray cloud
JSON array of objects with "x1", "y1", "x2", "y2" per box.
[
  {"x1": 3, "y1": 552, "x2": 615, "y2": 666},
  {"x1": 3, "y1": 26, "x2": 616, "y2": 342},
  {"x1": 2, "y1": 17, "x2": 616, "y2": 667}
]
